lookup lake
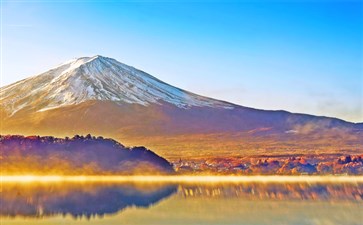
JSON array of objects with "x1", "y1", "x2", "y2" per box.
[{"x1": 1, "y1": 177, "x2": 362, "y2": 225}]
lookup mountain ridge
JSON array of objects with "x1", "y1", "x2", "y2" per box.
[{"x1": 1, "y1": 55, "x2": 361, "y2": 124}]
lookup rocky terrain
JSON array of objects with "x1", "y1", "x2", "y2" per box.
[{"x1": 0, "y1": 135, "x2": 174, "y2": 175}]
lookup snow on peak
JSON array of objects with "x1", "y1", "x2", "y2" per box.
[{"x1": 0, "y1": 56, "x2": 234, "y2": 114}]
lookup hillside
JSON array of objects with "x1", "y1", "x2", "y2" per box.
[{"x1": 0, "y1": 135, "x2": 174, "y2": 175}]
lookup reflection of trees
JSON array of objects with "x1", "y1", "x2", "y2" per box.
[
  {"x1": 2, "y1": 182, "x2": 361, "y2": 219},
  {"x1": 0, "y1": 183, "x2": 177, "y2": 218},
  {"x1": 179, "y1": 183, "x2": 363, "y2": 201}
]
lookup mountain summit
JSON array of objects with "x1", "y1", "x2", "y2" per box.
[
  {"x1": 1, "y1": 55, "x2": 232, "y2": 115},
  {"x1": 1, "y1": 56, "x2": 362, "y2": 158}
]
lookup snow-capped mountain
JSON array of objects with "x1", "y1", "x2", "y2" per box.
[
  {"x1": 0, "y1": 55, "x2": 232, "y2": 115},
  {"x1": 1, "y1": 56, "x2": 362, "y2": 159}
]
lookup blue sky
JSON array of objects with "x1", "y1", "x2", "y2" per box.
[{"x1": 1, "y1": 1, "x2": 362, "y2": 122}]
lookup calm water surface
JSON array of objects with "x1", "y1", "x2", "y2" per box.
[{"x1": 1, "y1": 181, "x2": 362, "y2": 225}]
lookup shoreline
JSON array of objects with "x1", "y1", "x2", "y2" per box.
[{"x1": 2, "y1": 175, "x2": 363, "y2": 183}]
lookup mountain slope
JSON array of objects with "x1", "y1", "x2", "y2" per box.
[
  {"x1": 0, "y1": 55, "x2": 232, "y2": 115},
  {"x1": 1, "y1": 56, "x2": 362, "y2": 159}
]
